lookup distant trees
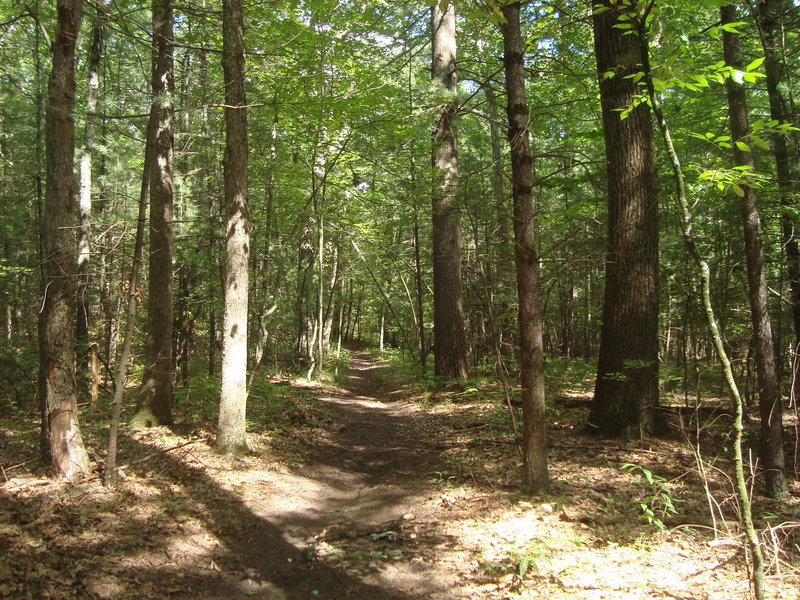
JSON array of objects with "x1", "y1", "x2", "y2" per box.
[
  {"x1": 757, "y1": 0, "x2": 800, "y2": 399},
  {"x1": 76, "y1": 0, "x2": 106, "y2": 397},
  {"x1": 0, "y1": 0, "x2": 789, "y2": 497}
]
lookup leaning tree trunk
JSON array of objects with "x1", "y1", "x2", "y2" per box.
[
  {"x1": 131, "y1": 0, "x2": 174, "y2": 427},
  {"x1": 40, "y1": 0, "x2": 91, "y2": 480},
  {"x1": 216, "y1": 0, "x2": 250, "y2": 454},
  {"x1": 588, "y1": 0, "x2": 660, "y2": 439},
  {"x1": 500, "y1": 1, "x2": 550, "y2": 495},
  {"x1": 431, "y1": 0, "x2": 467, "y2": 380},
  {"x1": 639, "y1": 21, "x2": 767, "y2": 598},
  {"x1": 105, "y1": 111, "x2": 155, "y2": 488},
  {"x1": 722, "y1": 3, "x2": 787, "y2": 499}
]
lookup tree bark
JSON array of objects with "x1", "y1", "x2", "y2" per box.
[
  {"x1": 588, "y1": 0, "x2": 660, "y2": 439},
  {"x1": 75, "y1": 0, "x2": 106, "y2": 394},
  {"x1": 500, "y1": 2, "x2": 549, "y2": 495},
  {"x1": 431, "y1": 0, "x2": 467, "y2": 380},
  {"x1": 756, "y1": 0, "x2": 800, "y2": 400},
  {"x1": 722, "y1": 3, "x2": 787, "y2": 499},
  {"x1": 132, "y1": 0, "x2": 174, "y2": 427},
  {"x1": 216, "y1": 0, "x2": 249, "y2": 454},
  {"x1": 40, "y1": 0, "x2": 91, "y2": 480}
]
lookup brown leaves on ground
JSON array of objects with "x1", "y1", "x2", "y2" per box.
[{"x1": 1, "y1": 354, "x2": 798, "y2": 599}]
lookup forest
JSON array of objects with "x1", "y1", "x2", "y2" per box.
[{"x1": 1, "y1": 0, "x2": 799, "y2": 598}]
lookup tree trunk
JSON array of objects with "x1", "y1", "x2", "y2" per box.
[
  {"x1": 722, "y1": 3, "x2": 787, "y2": 498},
  {"x1": 500, "y1": 2, "x2": 550, "y2": 495},
  {"x1": 412, "y1": 201, "x2": 427, "y2": 367},
  {"x1": 756, "y1": 0, "x2": 800, "y2": 401},
  {"x1": 40, "y1": 0, "x2": 91, "y2": 480},
  {"x1": 105, "y1": 109, "x2": 156, "y2": 487},
  {"x1": 431, "y1": 0, "x2": 467, "y2": 381},
  {"x1": 132, "y1": 0, "x2": 174, "y2": 427},
  {"x1": 640, "y1": 23, "x2": 767, "y2": 597},
  {"x1": 588, "y1": 0, "x2": 660, "y2": 439},
  {"x1": 216, "y1": 0, "x2": 249, "y2": 454},
  {"x1": 76, "y1": 0, "x2": 106, "y2": 395}
]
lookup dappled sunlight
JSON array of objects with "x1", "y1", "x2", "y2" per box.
[{"x1": 1, "y1": 352, "x2": 798, "y2": 599}]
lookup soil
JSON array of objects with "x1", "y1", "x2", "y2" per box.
[{"x1": 1, "y1": 352, "x2": 798, "y2": 599}]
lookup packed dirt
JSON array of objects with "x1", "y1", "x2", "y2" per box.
[{"x1": 1, "y1": 352, "x2": 798, "y2": 599}]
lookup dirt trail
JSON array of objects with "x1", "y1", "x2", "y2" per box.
[
  {"x1": 210, "y1": 352, "x2": 465, "y2": 599},
  {"x1": 6, "y1": 351, "x2": 783, "y2": 599}
]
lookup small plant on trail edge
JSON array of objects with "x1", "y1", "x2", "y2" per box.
[
  {"x1": 509, "y1": 541, "x2": 551, "y2": 577},
  {"x1": 620, "y1": 463, "x2": 682, "y2": 530}
]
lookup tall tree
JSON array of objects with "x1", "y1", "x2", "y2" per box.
[
  {"x1": 588, "y1": 0, "x2": 660, "y2": 438},
  {"x1": 721, "y1": 3, "x2": 787, "y2": 499},
  {"x1": 76, "y1": 0, "x2": 106, "y2": 397},
  {"x1": 500, "y1": 1, "x2": 549, "y2": 494},
  {"x1": 40, "y1": 0, "x2": 91, "y2": 480},
  {"x1": 131, "y1": 0, "x2": 175, "y2": 427},
  {"x1": 216, "y1": 0, "x2": 250, "y2": 454},
  {"x1": 431, "y1": 0, "x2": 468, "y2": 380},
  {"x1": 756, "y1": 0, "x2": 800, "y2": 398}
]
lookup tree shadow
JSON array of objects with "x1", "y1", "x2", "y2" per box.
[{"x1": 121, "y1": 434, "x2": 426, "y2": 599}]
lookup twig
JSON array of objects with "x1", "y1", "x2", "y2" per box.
[
  {"x1": 0, "y1": 460, "x2": 33, "y2": 476},
  {"x1": 118, "y1": 440, "x2": 198, "y2": 470}
]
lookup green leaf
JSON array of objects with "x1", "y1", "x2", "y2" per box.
[
  {"x1": 718, "y1": 21, "x2": 745, "y2": 33},
  {"x1": 751, "y1": 135, "x2": 770, "y2": 150},
  {"x1": 519, "y1": 557, "x2": 529, "y2": 576},
  {"x1": 735, "y1": 141, "x2": 750, "y2": 152},
  {"x1": 733, "y1": 184, "x2": 745, "y2": 197},
  {"x1": 745, "y1": 57, "x2": 765, "y2": 72},
  {"x1": 742, "y1": 72, "x2": 764, "y2": 83}
]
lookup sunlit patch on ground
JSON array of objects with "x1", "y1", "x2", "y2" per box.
[{"x1": 1, "y1": 352, "x2": 798, "y2": 599}]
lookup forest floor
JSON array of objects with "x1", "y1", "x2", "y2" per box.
[{"x1": 1, "y1": 351, "x2": 799, "y2": 599}]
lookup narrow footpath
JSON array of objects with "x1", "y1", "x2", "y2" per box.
[{"x1": 191, "y1": 352, "x2": 469, "y2": 599}]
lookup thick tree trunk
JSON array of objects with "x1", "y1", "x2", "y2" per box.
[
  {"x1": 431, "y1": 0, "x2": 467, "y2": 380},
  {"x1": 500, "y1": 2, "x2": 549, "y2": 495},
  {"x1": 722, "y1": 3, "x2": 787, "y2": 499},
  {"x1": 588, "y1": 0, "x2": 660, "y2": 439},
  {"x1": 216, "y1": 0, "x2": 249, "y2": 454},
  {"x1": 40, "y1": 0, "x2": 91, "y2": 480},
  {"x1": 132, "y1": 0, "x2": 174, "y2": 427}
]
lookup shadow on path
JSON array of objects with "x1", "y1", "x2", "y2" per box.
[{"x1": 124, "y1": 433, "x2": 418, "y2": 600}]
